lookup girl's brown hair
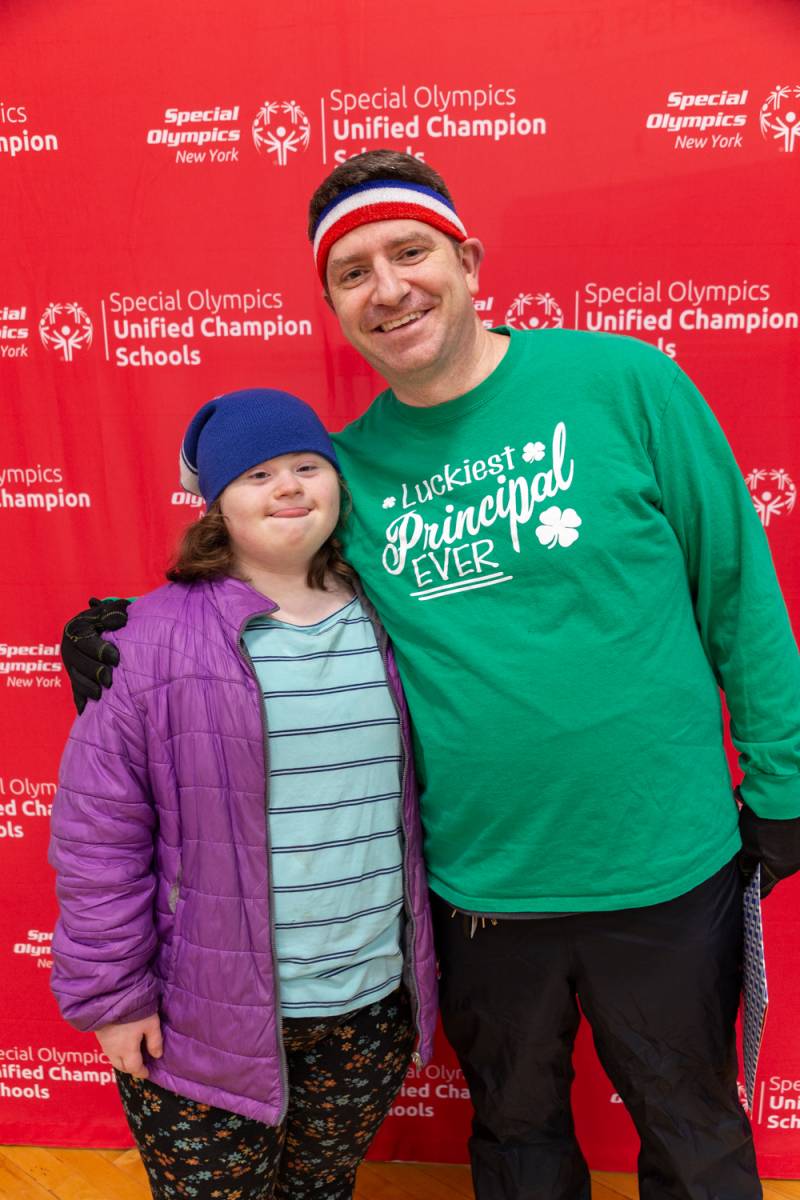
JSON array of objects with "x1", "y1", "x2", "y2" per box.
[{"x1": 166, "y1": 485, "x2": 354, "y2": 591}]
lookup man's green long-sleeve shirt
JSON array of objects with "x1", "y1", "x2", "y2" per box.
[{"x1": 332, "y1": 328, "x2": 800, "y2": 911}]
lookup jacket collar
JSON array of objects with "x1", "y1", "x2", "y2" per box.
[
  {"x1": 205, "y1": 573, "x2": 384, "y2": 651},
  {"x1": 206, "y1": 575, "x2": 279, "y2": 645}
]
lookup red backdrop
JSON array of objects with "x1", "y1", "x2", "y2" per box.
[{"x1": 1, "y1": 0, "x2": 799, "y2": 1173}]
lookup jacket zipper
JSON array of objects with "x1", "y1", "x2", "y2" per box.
[
  {"x1": 362, "y1": 594, "x2": 423, "y2": 1067},
  {"x1": 237, "y1": 617, "x2": 290, "y2": 1124}
]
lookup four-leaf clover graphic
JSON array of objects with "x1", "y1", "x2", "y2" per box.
[
  {"x1": 522, "y1": 441, "x2": 546, "y2": 463},
  {"x1": 536, "y1": 506, "x2": 581, "y2": 549},
  {"x1": 382, "y1": 496, "x2": 396, "y2": 509}
]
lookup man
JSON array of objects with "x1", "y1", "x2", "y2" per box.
[{"x1": 63, "y1": 151, "x2": 800, "y2": 1200}]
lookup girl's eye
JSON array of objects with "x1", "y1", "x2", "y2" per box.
[
  {"x1": 250, "y1": 471, "x2": 269, "y2": 480},
  {"x1": 297, "y1": 464, "x2": 317, "y2": 473}
]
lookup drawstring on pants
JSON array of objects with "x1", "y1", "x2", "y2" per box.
[{"x1": 450, "y1": 908, "x2": 498, "y2": 939}]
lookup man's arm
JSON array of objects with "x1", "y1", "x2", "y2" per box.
[
  {"x1": 61, "y1": 597, "x2": 133, "y2": 713},
  {"x1": 652, "y1": 365, "x2": 800, "y2": 893}
]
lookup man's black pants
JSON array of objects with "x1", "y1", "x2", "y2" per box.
[{"x1": 431, "y1": 860, "x2": 760, "y2": 1200}]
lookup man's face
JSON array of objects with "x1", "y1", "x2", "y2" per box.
[{"x1": 325, "y1": 219, "x2": 483, "y2": 384}]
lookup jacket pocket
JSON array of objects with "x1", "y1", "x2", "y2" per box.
[
  {"x1": 163, "y1": 860, "x2": 184, "y2": 984},
  {"x1": 168, "y1": 863, "x2": 183, "y2": 916}
]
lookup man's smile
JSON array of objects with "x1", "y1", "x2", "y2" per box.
[{"x1": 375, "y1": 309, "x2": 429, "y2": 334}]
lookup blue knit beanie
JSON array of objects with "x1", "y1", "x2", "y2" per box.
[{"x1": 179, "y1": 388, "x2": 340, "y2": 505}]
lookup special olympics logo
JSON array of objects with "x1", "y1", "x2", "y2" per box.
[
  {"x1": 759, "y1": 86, "x2": 800, "y2": 154},
  {"x1": 745, "y1": 468, "x2": 797, "y2": 527},
  {"x1": 38, "y1": 302, "x2": 93, "y2": 362},
  {"x1": 505, "y1": 291, "x2": 564, "y2": 330},
  {"x1": 252, "y1": 99, "x2": 311, "y2": 166}
]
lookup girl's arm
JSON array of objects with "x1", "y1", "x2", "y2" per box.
[{"x1": 49, "y1": 653, "x2": 162, "y2": 1033}]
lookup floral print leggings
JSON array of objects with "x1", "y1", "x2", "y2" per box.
[{"x1": 116, "y1": 987, "x2": 414, "y2": 1200}]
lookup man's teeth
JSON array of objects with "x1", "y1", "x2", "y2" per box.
[{"x1": 379, "y1": 311, "x2": 424, "y2": 332}]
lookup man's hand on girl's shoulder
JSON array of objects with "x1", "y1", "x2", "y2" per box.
[{"x1": 60, "y1": 596, "x2": 132, "y2": 713}]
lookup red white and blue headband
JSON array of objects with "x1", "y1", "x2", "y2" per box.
[{"x1": 312, "y1": 178, "x2": 468, "y2": 284}]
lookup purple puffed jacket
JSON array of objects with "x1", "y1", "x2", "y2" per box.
[{"x1": 50, "y1": 575, "x2": 437, "y2": 1125}]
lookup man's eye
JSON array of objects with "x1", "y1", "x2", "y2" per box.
[
  {"x1": 400, "y1": 247, "x2": 424, "y2": 260},
  {"x1": 342, "y1": 268, "x2": 365, "y2": 285}
]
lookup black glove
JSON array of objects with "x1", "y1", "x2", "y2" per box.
[
  {"x1": 738, "y1": 800, "x2": 800, "y2": 898},
  {"x1": 61, "y1": 597, "x2": 131, "y2": 715}
]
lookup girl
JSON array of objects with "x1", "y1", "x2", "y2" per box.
[{"x1": 50, "y1": 388, "x2": 437, "y2": 1200}]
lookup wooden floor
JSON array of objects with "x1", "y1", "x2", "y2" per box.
[{"x1": 0, "y1": 1148, "x2": 796, "y2": 1200}]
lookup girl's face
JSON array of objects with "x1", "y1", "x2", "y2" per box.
[{"x1": 219, "y1": 452, "x2": 341, "y2": 574}]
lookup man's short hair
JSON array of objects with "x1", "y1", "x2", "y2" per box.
[{"x1": 307, "y1": 150, "x2": 456, "y2": 242}]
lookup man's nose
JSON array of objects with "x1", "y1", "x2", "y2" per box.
[{"x1": 371, "y1": 259, "x2": 411, "y2": 308}]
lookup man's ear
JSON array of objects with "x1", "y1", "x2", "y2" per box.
[{"x1": 458, "y1": 237, "x2": 485, "y2": 298}]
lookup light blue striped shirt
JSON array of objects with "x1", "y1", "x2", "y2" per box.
[{"x1": 242, "y1": 596, "x2": 404, "y2": 1017}]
